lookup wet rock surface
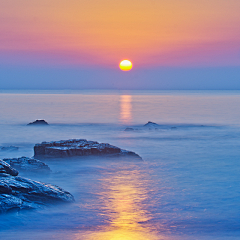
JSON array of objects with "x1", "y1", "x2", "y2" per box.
[
  {"x1": 34, "y1": 139, "x2": 141, "y2": 159},
  {"x1": 0, "y1": 160, "x2": 74, "y2": 213},
  {"x1": 3, "y1": 157, "x2": 51, "y2": 173},
  {"x1": 0, "y1": 160, "x2": 18, "y2": 176},
  {"x1": 27, "y1": 120, "x2": 49, "y2": 126}
]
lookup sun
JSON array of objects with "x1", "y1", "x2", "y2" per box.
[{"x1": 119, "y1": 60, "x2": 132, "y2": 71}]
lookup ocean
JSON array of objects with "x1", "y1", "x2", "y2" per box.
[{"x1": 0, "y1": 90, "x2": 240, "y2": 239}]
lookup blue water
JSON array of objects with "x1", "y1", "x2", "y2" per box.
[{"x1": 0, "y1": 90, "x2": 240, "y2": 239}]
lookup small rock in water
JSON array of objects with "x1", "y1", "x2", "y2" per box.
[
  {"x1": 3, "y1": 156, "x2": 51, "y2": 173},
  {"x1": 27, "y1": 120, "x2": 49, "y2": 126},
  {"x1": 124, "y1": 127, "x2": 134, "y2": 131},
  {"x1": 143, "y1": 121, "x2": 160, "y2": 128},
  {"x1": 34, "y1": 139, "x2": 142, "y2": 159},
  {"x1": 0, "y1": 146, "x2": 19, "y2": 151}
]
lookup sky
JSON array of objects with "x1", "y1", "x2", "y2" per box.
[{"x1": 0, "y1": 0, "x2": 240, "y2": 90}]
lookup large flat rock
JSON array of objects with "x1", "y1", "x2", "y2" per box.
[{"x1": 34, "y1": 139, "x2": 142, "y2": 159}]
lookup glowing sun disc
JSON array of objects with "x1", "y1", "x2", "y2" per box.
[{"x1": 119, "y1": 60, "x2": 132, "y2": 71}]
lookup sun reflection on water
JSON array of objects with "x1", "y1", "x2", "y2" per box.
[
  {"x1": 74, "y1": 166, "x2": 169, "y2": 240},
  {"x1": 120, "y1": 95, "x2": 132, "y2": 124}
]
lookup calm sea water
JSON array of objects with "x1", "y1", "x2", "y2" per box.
[{"x1": 0, "y1": 90, "x2": 240, "y2": 239}]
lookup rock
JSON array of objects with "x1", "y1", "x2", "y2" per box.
[
  {"x1": 0, "y1": 160, "x2": 19, "y2": 176},
  {"x1": 0, "y1": 182, "x2": 12, "y2": 194},
  {"x1": 3, "y1": 157, "x2": 51, "y2": 173},
  {"x1": 123, "y1": 121, "x2": 161, "y2": 132},
  {"x1": 34, "y1": 139, "x2": 141, "y2": 159},
  {"x1": 0, "y1": 160, "x2": 74, "y2": 213},
  {"x1": 0, "y1": 174, "x2": 74, "y2": 213},
  {"x1": 27, "y1": 120, "x2": 49, "y2": 126},
  {"x1": 0, "y1": 194, "x2": 28, "y2": 212},
  {"x1": 143, "y1": 121, "x2": 160, "y2": 128},
  {"x1": 124, "y1": 127, "x2": 134, "y2": 131},
  {"x1": 0, "y1": 146, "x2": 19, "y2": 151}
]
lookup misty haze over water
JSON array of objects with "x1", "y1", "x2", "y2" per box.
[{"x1": 0, "y1": 90, "x2": 240, "y2": 240}]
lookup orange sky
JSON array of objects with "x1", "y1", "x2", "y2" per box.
[{"x1": 0, "y1": 0, "x2": 240, "y2": 67}]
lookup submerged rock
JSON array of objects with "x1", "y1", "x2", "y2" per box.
[
  {"x1": 124, "y1": 127, "x2": 134, "y2": 131},
  {"x1": 123, "y1": 121, "x2": 161, "y2": 131},
  {"x1": 27, "y1": 120, "x2": 49, "y2": 126},
  {"x1": 34, "y1": 139, "x2": 141, "y2": 159},
  {"x1": 3, "y1": 157, "x2": 51, "y2": 173},
  {"x1": 0, "y1": 146, "x2": 19, "y2": 151},
  {"x1": 0, "y1": 159, "x2": 74, "y2": 213}
]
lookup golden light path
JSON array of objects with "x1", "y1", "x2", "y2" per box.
[
  {"x1": 73, "y1": 165, "x2": 168, "y2": 240},
  {"x1": 120, "y1": 95, "x2": 132, "y2": 124},
  {"x1": 119, "y1": 60, "x2": 132, "y2": 71}
]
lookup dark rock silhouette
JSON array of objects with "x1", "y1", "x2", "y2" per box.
[
  {"x1": 27, "y1": 120, "x2": 49, "y2": 126},
  {"x1": 143, "y1": 121, "x2": 160, "y2": 127},
  {"x1": 3, "y1": 157, "x2": 51, "y2": 173},
  {"x1": 0, "y1": 159, "x2": 74, "y2": 213},
  {"x1": 34, "y1": 139, "x2": 141, "y2": 159}
]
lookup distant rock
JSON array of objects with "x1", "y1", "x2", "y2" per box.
[
  {"x1": 123, "y1": 121, "x2": 162, "y2": 132},
  {"x1": 3, "y1": 157, "x2": 51, "y2": 173},
  {"x1": 0, "y1": 159, "x2": 74, "y2": 213},
  {"x1": 27, "y1": 120, "x2": 49, "y2": 126},
  {"x1": 0, "y1": 146, "x2": 19, "y2": 151},
  {"x1": 143, "y1": 121, "x2": 160, "y2": 128},
  {"x1": 0, "y1": 160, "x2": 18, "y2": 176},
  {"x1": 34, "y1": 139, "x2": 141, "y2": 159},
  {"x1": 124, "y1": 127, "x2": 134, "y2": 131}
]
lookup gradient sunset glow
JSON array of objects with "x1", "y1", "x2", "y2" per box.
[{"x1": 1, "y1": 0, "x2": 240, "y2": 68}]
